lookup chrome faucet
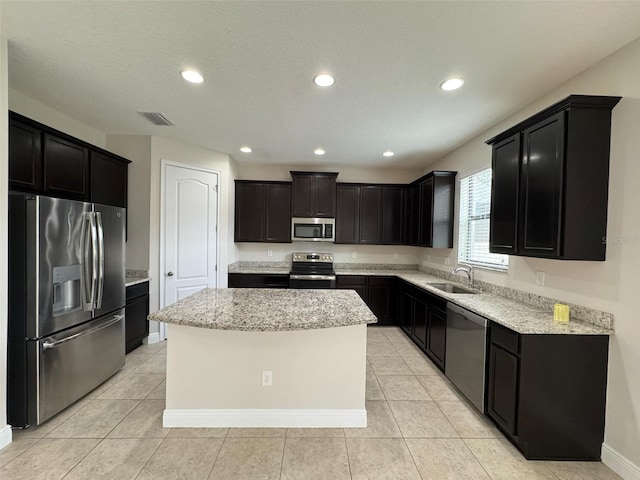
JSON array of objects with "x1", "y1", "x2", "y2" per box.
[{"x1": 451, "y1": 265, "x2": 474, "y2": 287}]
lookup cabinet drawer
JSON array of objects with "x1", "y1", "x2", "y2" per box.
[
  {"x1": 336, "y1": 275, "x2": 367, "y2": 287},
  {"x1": 126, "y1": 282, "x2": 149, "y2": 301},
  {"x1": 491, "y1": 323, "x2": 519, "y2": 355},
  {"x1": 368, "y1": 276, "x2": 394, "y2": 286}
]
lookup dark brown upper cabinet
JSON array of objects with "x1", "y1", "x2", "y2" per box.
[
  {"x1": 406, "y1": 171, "x2": 456, "y2": 248},
  {"x1": 43, "y1": 133, "x2": 89, "y2": 200},
  {"x1": 91, "y1": 151, "x2": 128, "y2": 208},
  {"x1": 382, "y1": 186, "x2": 405, "y2": 245},
  {"x1": 9, "y1": 119, "x2": 42, "y2": 192},
  {"x1": 335, "y1": 184, "x2": 360, "y2": 243},
  {"x1": 335, "y1": 184, "x2": 405, "y2": 245},
  {"x1": 290, "y1": 171, "x2": 338, "y2": 218},
  {"x1": 234, "y1": 180, "x2": 291, "y2": 243},
  {"x1": 486, "y1": 95, "x2": 621, "y2": 260},
  {"x1": 9, "y1": 112, "x2": 130, "y2": 208}
]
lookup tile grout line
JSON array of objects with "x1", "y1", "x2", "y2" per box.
[
  {"x1": 343, "y1": 435, "x2": 354, "y2": 480},
  {"x1": 277, "y1": 436, "x2": 286, "y2": 480},
  {"x1": 461, "y1": 438, "x2": 496, "y2": 480},
  {"x1": 206, "y1": 434, "x2": 227, "y2": 479},
  {"x1": 59, "y1": 436, "x2": 105, "y2": 479},
  {"x1": 132, "y1": 436, "x2": 165, "y2": 480}
]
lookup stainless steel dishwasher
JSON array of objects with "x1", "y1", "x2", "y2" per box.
[{"x1": 445, "y1": 303, "x2": 488, "y2": 413}]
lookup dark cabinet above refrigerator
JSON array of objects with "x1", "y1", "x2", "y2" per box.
[{"x1": 8, "y1": 111, "x2": 131, "y2": 209}]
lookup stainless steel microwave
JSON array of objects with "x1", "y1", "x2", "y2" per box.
[{"x1": 291, "y1": 217, "x2": 335, "y2": 242}]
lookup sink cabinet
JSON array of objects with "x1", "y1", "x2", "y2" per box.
[
  {"x1": 487, "y1": 322, "x2": 609, "y2": 460},
  {"x1": 398, "y1": 280, "x2": 447, "y2": 370},
  {"x1": 486, "y1": 95, "x2": 621, "y2": 260}
]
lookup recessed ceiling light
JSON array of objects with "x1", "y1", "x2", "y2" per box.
[
  {"x1": 313, "y1": 73, "x2": 335, "y2": 87},
  {"x1": 440, "y1": 77, "x2": 465, "y2": 91},
  {"x1": 181, "y1": 70, "x2": 204, "y2": 84},
  {"x1": 240, "y1": 146, "x2": 252, "y2": 153},
  {"x1": 383, "y1": 151, "x2": 395, "y2": 157},
  {"x1": 314, "y1": 148, "x2": 325, "y2": 156}
]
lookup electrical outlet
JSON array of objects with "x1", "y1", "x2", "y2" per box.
[
  {"x1": 393, "y1": 253, "x2": 399, "y2": 259},
  {"x1": 536, "y1": 271, "x2": 546, "y2": 286},
  {"x1": 352, "y1": 251, "x2": 357, "y2": 259},
  {"x1": 267, "y1": 250, "x2": 273, "y2": 257},
  {"x1": 427, "y1": 255, "x2": 431, "y2": 263},
  {"x1": 261, "y1": 370, "x2": 272, "y2": 387},
  {"x1": 444, "y1": 257, "x2": 450, "y2": 266}
]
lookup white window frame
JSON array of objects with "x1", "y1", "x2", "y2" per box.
[{"x1": 458, "y1": 168, "x2": 509, "y2": 271}]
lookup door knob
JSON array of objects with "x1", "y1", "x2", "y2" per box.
[{"x1": 167, "y1": 271, "x2": 174, "y2": 277}]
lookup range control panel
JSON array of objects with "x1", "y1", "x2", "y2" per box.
[{"x1": 292, "y1": 252, "x2": 334, "y2": 263}]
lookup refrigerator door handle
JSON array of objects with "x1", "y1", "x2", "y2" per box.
[
  {"x1": 95, "y1": 212, "x2": 105, "y2": 309},
  {"x1": 41, "y1": 314, "x2": 124, "y2": 350},
  {"x1": 81, "y1": 212, "x2": 95, "y2": 311}
]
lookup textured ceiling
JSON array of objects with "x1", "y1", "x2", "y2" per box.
[{"x1": 3, "y1": 1, "x2": 640, "y2": 168}]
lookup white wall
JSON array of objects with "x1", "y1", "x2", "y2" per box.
[
  {"x1": 423, "y1": 37, "x2": 640, "y2": 471},
  {"x1": 0, "y1": 33, "x2": 11, "y2": 443},
  {"x1": 234, "y1": 162, "x2": 423, "y2": 265},
  {"x1": 235, "y1": 162, "x2": 421, "y2": 184},
  {"x1": 105, "y1": 135, "x2": 152, "y2": 270},
  {"x1": 9, "y1": 88, "x2": 105, "y2": 148},
  {"x1": 149, "y1": 137, "x2": 233, "y2": 325}
]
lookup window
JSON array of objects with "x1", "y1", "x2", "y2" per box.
[{"x1": 458, "y1": 168, "x2": 508, "y2": 270}]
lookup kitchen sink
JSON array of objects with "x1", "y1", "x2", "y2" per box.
[{"x1": 429, "y1": 283, "x2": 479, "y2": 294}]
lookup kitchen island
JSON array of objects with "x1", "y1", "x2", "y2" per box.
[{"x1": 149, "y1": 288, "x2": 377, "y2": 428}]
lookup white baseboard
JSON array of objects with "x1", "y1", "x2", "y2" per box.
[
  {"x1": 163, "y1": 408, "x2": 367, "y2": 428},
  {"x1": 0, "y1": 425, "x2": 12, "y2": 451},
  {"x1": 602, "y1": 443, "x2": 640, "y2": 480},
  {"x1": 144, "y1": 332, "x2": 161, "y2": 345}
]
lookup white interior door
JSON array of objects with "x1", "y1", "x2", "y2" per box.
[{"x1": 162, "y1": 163, "x2": 218, "y2": 336}]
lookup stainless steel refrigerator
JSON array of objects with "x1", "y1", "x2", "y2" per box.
[{"x1": 8, "y1": 194, "x2": 126, "y2": 428}]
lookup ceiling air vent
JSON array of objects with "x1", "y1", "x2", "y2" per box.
[{"x1": 138, "y1": 111, "x2": 174, "y2": 126}]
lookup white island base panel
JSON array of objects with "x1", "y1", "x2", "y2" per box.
[{"x1": 163, "y1": 323, "x2": 367, "y2": 428}]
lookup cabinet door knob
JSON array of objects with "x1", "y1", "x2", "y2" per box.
[{"x1": 167, "y1": 271, "x2": 174, "y2": 277}]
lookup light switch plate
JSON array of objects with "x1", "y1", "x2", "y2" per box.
[{"x1": 536, "y1": 270, "x2": 546, "y2": 286}]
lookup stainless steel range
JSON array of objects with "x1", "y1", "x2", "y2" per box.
[{"x1": 289, "y1": 252, "x2": 336, "y2": 289}]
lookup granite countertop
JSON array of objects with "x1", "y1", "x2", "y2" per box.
[
  {"x1": 148, "y1": 288, "x2": 377, "y2": 331},
  {"x1": 336, "y1": 268, "x2": 612, "y2": 335},
  {"x1": 225, "y1": 266, "x2": 612, "y2": 335},
  {"x1": 126, "y1": 277, "x2": 150, "y2": 287},
  {"x1": 228, "y1": 266, "x2": 291, "y2": 275}
]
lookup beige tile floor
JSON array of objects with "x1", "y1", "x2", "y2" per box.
[{"x1": 0, "y1": 326, "x2": 622, "y2": 479}]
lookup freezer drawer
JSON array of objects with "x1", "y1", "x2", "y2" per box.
[{"x1": 30, "y1": 310, "x2": 125, "y2": 425}]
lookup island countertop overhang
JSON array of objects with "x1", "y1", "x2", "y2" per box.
[{"x1": 148, "y1": 288, "x2": 378, "y2": 331}]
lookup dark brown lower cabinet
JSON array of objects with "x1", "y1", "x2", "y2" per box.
[
  {"x1": 398, "y1": 280, "x2": 446, "y2": 371},
  {"x1": 336, "y1": 275, "x2": 397, "y2": 326},
  {"x1": 426, "y1": 307, "x2": 446, "y2": 370},
  {"x1": 125, "y1": 282, "x2": 149, "y2": 354},
  {"x1": 228, "y1": 273, "x2": 289, "y2": 288},
  {"x1": 487, "y1": 323, "x2": 609, "y2": 460}
]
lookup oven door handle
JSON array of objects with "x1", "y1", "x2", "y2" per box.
[{"x1": 289, "y1": 275, "x2": 336, "y2": 281}]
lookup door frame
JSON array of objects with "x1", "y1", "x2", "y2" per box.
[{"x1": 159, "y1": 159, "x2": 221, "y2": 341}]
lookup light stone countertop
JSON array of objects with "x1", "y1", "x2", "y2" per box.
[
  {"x1": 125, "y1": 277, "x2": 150, "y2": 288},
  {"x1": 227, "y1": 267, "x2": 612, "y2": 335},
  {"x1": 336, "y1": 268, "x2": 612, "y2": 335},
  {"x1": 228, "y1": 266, "x2": 291, "y2": 275},
  {"x1": 148, "y1": 288, "x2": 377, "y2": 331}
]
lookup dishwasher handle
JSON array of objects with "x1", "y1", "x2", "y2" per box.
[{"x1": 447, "y1": 302, "x2": 488, "y2": 327}]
